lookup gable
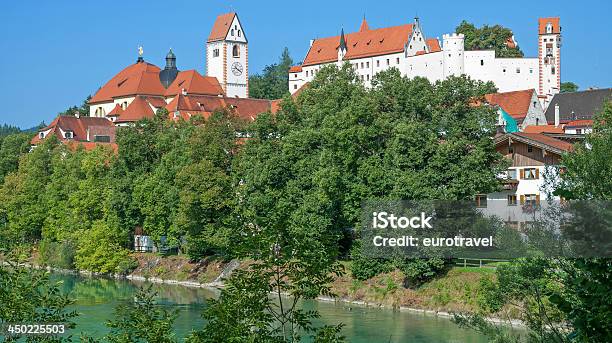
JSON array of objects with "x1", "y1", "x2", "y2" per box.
[{"x1": 225, "y1": 15, "x2": 247, "y2": 43}]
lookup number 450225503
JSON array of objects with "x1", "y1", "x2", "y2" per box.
[{"x1": 2, "y1": 323, "x2": 66, "y2": 336}]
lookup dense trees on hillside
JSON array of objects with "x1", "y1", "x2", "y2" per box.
[
  {"x1": 456, "y1": 21, "x2": 524, "y2": 58},
  {"x1": 561, "y1": 81, "x2": 579, "y2": 93}
]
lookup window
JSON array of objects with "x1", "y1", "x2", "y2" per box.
[
  {"x1": 361, "y1": 62, "x2": 364, "y2": 68},
  {"x1": 386, "y1": 59, "x2": 390, "y2": 66},
  {"x1": 39, "y1": 132, "x2": 44, "y2": 139},
  {"x1": 376, "y1": 60, "x2": 380, "y2": 67},
  {"x1": 507, "y1": 194, "x2": 518, "y2": 206},
  {"x1": 507, "y1": 169, "x2": 517, "y2": 180},
  {"x1": 366, "y1": 61, "x2": 369, "y2": 68},
  {"x1": 475, "y1": 195, "x2": 487, "y2": 208},
  {"x1": 527, "y1": 144, "x2": 533, "y2": 153},
  {"x1": 232, "y1": 45, "x2": 240, "y2": 57},
  {"x1": 366, "y1": 74, "x2": 370, "y2": 81},
  {"x1": 521, "y1": 168, "x2": 539, "y2": 180},
  {"x1": 231, "y1": 29, "x2": 235, "y2": 36},
  {"x1": 522, "y1": 194, "x2": 539, "y2": 207},
  {"x1": 546, "y1": 23, "x2": 553, "y2": 34},
  {"x1": 551, "y1": 66, "x2": 556, "y2": 74},
  {"x1": 529, "y1": 68, "x2": 533, "y2": 74},
  {"x1": 213, "y1": 49, "x2": 219, "y2": 57},
  {"x1": 94, "y1": 135, "x2": 111, "y2": 143},
  {"x1": 576, "y1": 128, "x2": 582, "y2": 134},
  {"x1": 508, "y1": 145, "x2": 514, "y2": 154},
  {"x1": 122, "y1": 101, "x2": 128, "y2": 110},
  {"x1": 480, "y1": 59, "x2": 484, "y2": 66},
  {"x1": 64, "y1": 131, "x2": 74, "y2": 139},
  {"x1": 516, "y1": 67, "x2": 521, "y2": 73},
  {"x1": 396, "y1": 57, "x2": 400, "y2": 64},
  {"x1": 536, "y1": 118, "x2": 540, "y2": 125},
  {"x1": 503, "y1": 68, "x2": 506, "y2": 73},
  {"x1": 294, "y1": 84, "x2": 297, "y2": 90},
  {"x1": 238, "y1": 30, "x2": 242, "y2": 37}
]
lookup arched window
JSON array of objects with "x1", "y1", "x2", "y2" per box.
[
  {"x1": 232, "y1": 45, "x2": 240, "y2": 58},
  {"x1": 122, "y1": 101, "x2": 128, "y2": 110},
  {"x1": 546, "y1": 23, "x2": 553, "y2": 34}
]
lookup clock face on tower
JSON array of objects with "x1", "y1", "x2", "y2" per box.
[{"x1": 231, "y1": 62, "x2": 243, "y2": 76}]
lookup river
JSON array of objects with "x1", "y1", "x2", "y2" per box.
[{"x1": 51, "y1": 273, "x2": 489, "y2": 342}]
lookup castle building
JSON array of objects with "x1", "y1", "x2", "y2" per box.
[
  {"x1": 289, "y1": 17, "x2": 561, "y2": 109},
  {"x1": 87, "y1": 12, "x2": 257, "y2": 124}
]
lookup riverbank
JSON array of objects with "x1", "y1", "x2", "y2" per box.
[{"x1": 9, "y1": 252, "x2": 523, "y2": 327}]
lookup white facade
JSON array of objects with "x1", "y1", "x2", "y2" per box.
[
  {"x1": 206, "y1": 15, "x2": 249, "y2": 98},
  {"x1": 290, "y1": 17, "x2": 561, "y2": 109}
]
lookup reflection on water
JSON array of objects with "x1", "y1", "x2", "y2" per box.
[{"x1": 51, "y1": 274, "x2": 488, "y2": 342}]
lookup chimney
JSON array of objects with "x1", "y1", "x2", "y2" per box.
[{"x1": 554, "y1": 103, "x2": 560, "y2": 127}]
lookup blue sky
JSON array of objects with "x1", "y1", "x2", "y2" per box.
[{"x1": 1, "y1": 0, "x2": 610, "y2": 128}]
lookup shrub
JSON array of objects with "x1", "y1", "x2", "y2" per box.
[
  {"x1": 397, "y1": 258, "x2": 448, "y2": 288},
  {"x1": 74, "y1": 221, "x2": 136, "y2": 274},
  {"x1": 350, "y1": 256, "x2": 393, "y2": 281},
  {"x1": 38, "y1": 239, "x2": 76, "y2": 269}
]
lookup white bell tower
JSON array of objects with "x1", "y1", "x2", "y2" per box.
[
  {"x1": 538, "y1": 17, "x2": 561, "y2": 109},
  {"x1": 206, "y1": 12, "x2": 249, "y2": 98}
]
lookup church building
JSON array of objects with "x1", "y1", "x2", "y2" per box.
[
  {"x1": 87, "y1": 12, "x2": 263, "y2": 125},
  {"x1": 289, "y1": 17, "x2": 562, "y2": 109}
]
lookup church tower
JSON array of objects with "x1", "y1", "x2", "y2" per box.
[
  {"x1": 538, "y1": 17, "x2": 561, "y2": 109},
  {"x1": 206, "y1": 13, "x2": 249, "y2": 98}
]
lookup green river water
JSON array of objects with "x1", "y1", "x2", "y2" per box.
[{"x1": 50, "y1": 273, "x2": 490, "y2": 342}]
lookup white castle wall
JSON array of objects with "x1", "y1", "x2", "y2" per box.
[{"x1": 442, "y1": 33, "x2": 465, "y2": 77}]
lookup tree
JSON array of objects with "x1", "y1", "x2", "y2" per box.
[
  {"x1": 0, "y1": 132, "x2": 32, "y2": 183},
  {"x1": 249, "y1": 48, "x2": 293, "y2": 99},
  {"x1": 456, "y1": 21, "x2": 524, "y2": 58},
  {"x1": 560, "y1": 82, "x2": 579, "y2": 93},
  {"x1": 0, "y1": 261, "x2": 78, "y2": 342},
  {"x1": 555, "y1": 100, "x2": 612, "y2": 200},
  {"x1": 58, "y1": 95, "x2": 91, "y2": 117}
]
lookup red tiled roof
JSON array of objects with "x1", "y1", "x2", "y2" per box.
[
  {"x1": 143, "y1": 96, "x2": 168, "y2": 108},
  {"x1": 303, "y1": 24, "x2": 414, "y2": 66},
  {"x1": 107, "y1": 103, "x2": 124, "y2": 117},
  {"x1": 223, "y1": 97, "x2": 272, "y2": 121},
  {"x1": 485, "y1": 89, "x2": 535, "y2": 121},
  {"x1": 116, "y1": 96, "x2": 155, "y2": 123},
  {"x1": 522, "y1": 125, "x2": 564, "y2": 134},
  {"x1": 208, "y1": 12, "x2": 236, "y2": 42},
  {"x1": 90, "y1": 62, "x2": 166, "y2": 104},
  {"x1": 289, "y1": 65, "x2": 303, "y2": 73},
  {"x1": 565, "y1": 119, "x2": 593, "y2": 127},
  {"x1": 513, "y1": 132, "x2": 573, "y2": 153},
  {"x1": 164, "y1": 70, "x2": 224, "y2": 97},
  {"x1": 426, "y1": 38, "x2": 441, "y2": 52},
  {"x1": 32, "y1": 116, "x2": 114, "y2": 145},
  {"x1": 538, "y1": 17, "x2": 560, "y2": 35}
]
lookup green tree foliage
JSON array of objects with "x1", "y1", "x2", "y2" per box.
[
  {"x1": 106, "y1": 285, "x2": 179, "y2": 343},
  {"x1": 555, "y1": 100, "x2": 612, "y2": 200},
  {"x1": 0, "y1": 262, "x2": 78, "y2": 342},
  {"x1": 560, "y1": 82, "x2": 579, "y2": 93},
  {"x1": 0, "y1": 132, "x2": 32, "y2": 183},
  {"x1": 249, "y1": 48, "x2": 293, "y2": 99},
  {"x1": 456, "y1": 21, "x2": 524, "y2": 58}
]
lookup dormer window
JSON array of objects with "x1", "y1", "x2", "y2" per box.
[
  {"x1": 546, "y1": 23, "x2": 553, "y2": 34},
  {"x1": 39, "y1": 132, "x2": 44, "y2": 139},
  {"x1": 64, "y1": 131, "x2": 74, "y2": 139}
]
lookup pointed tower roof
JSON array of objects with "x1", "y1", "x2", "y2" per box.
[
  {"x1": 359, "y1": 16, "x2": 369, "y2": 32},
  {"x1": 208, "y1": 12, "x2": 237, "y2": 42},
  {"x1": 339, "y1": 28, "x2": 347, "y2": 51}
]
